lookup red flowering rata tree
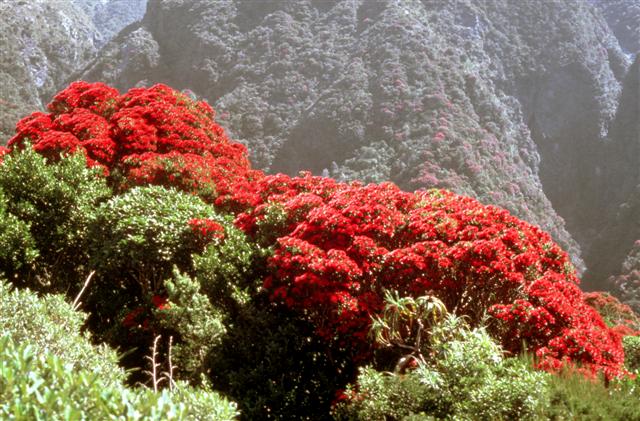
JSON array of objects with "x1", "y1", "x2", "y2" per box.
[
  {"x1": 4, "y1": 81, "x2": 627, "y2": 379},
  {"x1": 235, "y1": 173, "x2": 627, "y2": 379},
  {"x1": 7, "y1": 81, "x2": 262, "y2": 205}
]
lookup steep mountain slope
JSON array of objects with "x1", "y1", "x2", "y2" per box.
[
  {"x1": 586, "y1": 56, "x2": 640, "y2": 290},
  {"x1": 592, "y1": 0, "x2": 640, "y2": 55},
  {"x1": 0, "y1": 0, "x2": 99, "y2": 139},
  {"x1": 72, "y1": 0, "x2": 149, "y2": 49},
  {"x1": 79, "y1": 0, "x2": 637, "y2": 276},
  {"x1": 610, "y1": 242, "x2": 640, "y2": 314},
  {"x1": 1, "y1": 0, "x2": 637, "y2": 286},
  {"x1": 0, "y1": 0, "x2": 146, "y2": 140}
]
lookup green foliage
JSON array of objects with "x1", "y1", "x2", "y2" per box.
[
  {"x1": 192, "y1": 220, "x2": 265, "y2": 313},
  {"x1": 0, "y1": 336, "x2": 239, "y2": 420},
  {"x1": 158, "y1": 270, "x2": 227, "y2": 383},
  {"x1": 207, "y1": 295, "x2": 353, "y2": 420},
  {"x1": 334, "y1": 293, "x2": 548, "y2": 420},
  {"x1": 0, "y1": 279, "x2": 125, "y2": 383},
  {"x1": 85, "y1": 187, "x2": 261, "y2": 384},
  {"x1": 333, "y1": 366, "x2": 435, "y2": 420},
  {"x1": 334, "y1": 319, "x2": 547, "y2": 420},
  {"x1": 623, "y1": 335, "x2": 640, "y2": 373},
  {"x1": 540, "y1": 368, "x2": 640, "y2": 421},
  {"x1": 0, "y1": 147, "x2": 111, "y2": 292},
  {"x1": 0, "y1": 191, "x2": 38, "y2": 273},
  {"x1": 370, "y1": 291, "x2": 449, "y2": 371},
  {"x1": 427, "y1": 328, "x2": 547, "y2": 420},
  {"x1": 90, "y1": 185, "x2": 217, "y2": 294}
]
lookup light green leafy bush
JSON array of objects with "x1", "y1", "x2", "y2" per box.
[
  {"x1": 85, "y1": 185, "x2": 224, "y2": 352},
  {"x1": 333, "y1": 293, "x2": 549, "y2": 420},
  {"x1": 0, "y1": 336, "x2": 239, "y2": 420},
  {"x1": 192, "y1": 224, "x2": 265, "y2": 313},
  {"x1": 0, "y1": 191, "x2": 38, "y2": 274},
  {"x1": 89, "y1": 185, "x2": 218, "y2": 295},
  {"x1": 623, "y1": 335, "x2": 640, "y2": 373},
  {"x1": 0, "y1": 147, "x2": 111, "y2": 292},
  {"x1": 334, "y1": 319, "x2": 548, "y2": 420},
  {"x1": 84, "y1": 184, "x2": 263, "y2": 389},
  {"x1": 157, "y1": 270, "x2": 228, "y2": 383},
  {"x1": 0, "y1": 279, "x2": 124, "y2": 383}
]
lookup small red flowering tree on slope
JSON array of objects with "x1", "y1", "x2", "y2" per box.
[
  {"x1": 584, "y1": 291, "x2": 640, "y2": 337},
  {"x1": 3, "y1": 81, "x2": 627, "y2": 380}
]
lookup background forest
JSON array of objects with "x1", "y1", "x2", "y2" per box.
[{"x1": 0, "y1": 0, "x2": 639, "y2": 419}]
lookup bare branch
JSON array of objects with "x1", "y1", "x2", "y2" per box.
[{"x1": 72, "y1": 271, "x2": 95, "y2": 311}]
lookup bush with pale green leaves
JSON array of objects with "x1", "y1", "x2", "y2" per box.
[
  {"x1": 333, "y1": 314, "x2": 548, "y2": 420},
  {"x1": 0, "y1": 336, "x2": 238, "y2": 420},
  {"x1": 89, "y1": 185, "x2": 219, "y2": 294},
  {"x1": 0, "y1": 279, "x2": 124, "y2": 383},
  {"x1": 0, "y1": 147, "x2": 111, "y2": 292},
  {"x1": 623, "y1": 335, "x2": 640, "y2": 373}
]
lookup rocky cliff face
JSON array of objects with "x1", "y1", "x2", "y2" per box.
[
  {"x1": 0, "y1": 0, "x2": 146, "y2": 140},
  {"x1": 0, "y1": 0, "x2": 100, "y2": 139},
  {"x1": 72, "y1": 0, "x2": 148, "y2": 49},
  {"x1": 610, "y1": 242, "x2": 640, "y2": 314}
]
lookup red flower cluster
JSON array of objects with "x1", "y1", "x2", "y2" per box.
[
  {"x1": 236, "y1": 174, "x2": 626, "y2": 378},
  {"x1": 189, "y1": 218, "x2": 226, "y2": 243},
  {"x1": 584, "y1": 291, "x2": 640, "y2": 337},
  {"x1": 7, "y1": 81, "x2": 261, "y2": 203},
  {"x1": 0, "y1": 146, "x2": 8, "y2": 163},
  {"x1": 122, "y1": 295, "x2": 170, "y2": 329}
]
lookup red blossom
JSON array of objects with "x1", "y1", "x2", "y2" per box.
[
  {"x1": 189, "y1": 218, "x2": 226, "y2": 243},
  {"x1": 236, "y1": 174, "x2": 627, "y2": 379},
  {"x1": 7, "y1": 81, "x2": 629, "y2": 380},
  {"x1": 7, "y1": 81, "x2": 260, "y2": 200},
  {"x1": 584, "y1": 291, "x2": 640, "y2": 336},
  {"x1": 152, "y1": 295, "x2": 170, "y2": 311},
  {"x1": 0, "y1": 146, "x2": 9, "y2": 163},
  {"x1": 121, "y1": 306, "x2": 145, "y2": 328}
]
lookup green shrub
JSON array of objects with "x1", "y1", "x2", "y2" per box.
[
  {"x1": 86, "y1": 186, "x2": 263, "y2": 387},
  {"x1": 334, "y1": 293, "x2": 548, "y2": 420},
  {"x1": 207, "y1": 295, "x2": 353, "y2": 420},
  {"x1": 541, "y1": 367, "x2": 640, "y2": 421},
  {"x1": 0, "y1": 336, "x2": 239, "y2": 420},
  {"x1": 0, "y1": 190, "x2": 38, "y2": 274},
  {"x1": 623, "y1": 335, "x2": 640, "y2": 373},
  {"x1": 192, "y1": 223, "x2": 265, "y2": 314},
  {"x1": 156, "y1": 270, "x2": 228, "y2": 384},
  {"x1": 0, "y1": 279, "x2": 124, "y2": 383},
  {"x1": 0, "y1": 147, "x2": 111, "y2": 292},
  {"x1": 86, "y1": 185, "x2": 221, "y2": 344},
  {"x1": 89, "y1": 185, "x2": 218, "y2": 295},
  {"x1": 334, "y1": 320, "x2": 547, "y2": 420}
]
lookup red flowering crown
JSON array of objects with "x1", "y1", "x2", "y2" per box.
[
  {"x1": 236, "y1": 173, "x2": 626, "y2": 379},
  {"x1": 7, "y1": 81, "x2": 262, "y2": 204}
]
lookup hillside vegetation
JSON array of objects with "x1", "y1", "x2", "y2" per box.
[{"x1": 1, "y1": 81, "x2": 639, "y2": 419}]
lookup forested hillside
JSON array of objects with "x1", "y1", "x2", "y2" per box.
[
  {"x1": 0, "y1": 2, "x2": 639, "y2": 417},
  {"x1": 72, "y1": 0, "x2": 640, "y2": 294}
]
